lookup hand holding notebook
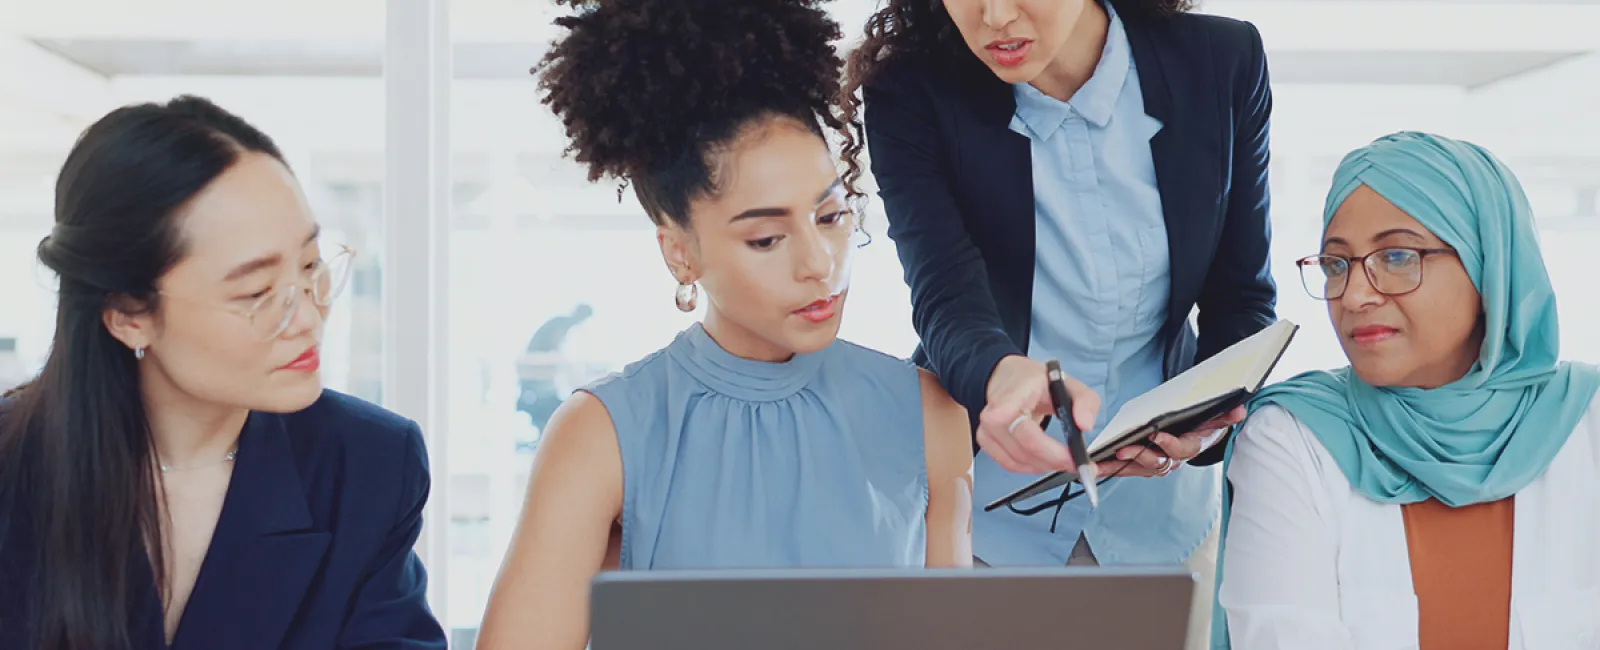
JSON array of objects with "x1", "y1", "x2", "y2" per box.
[
  {"x1": 1102, "y1": 404, "x2": 1247, "y2": 478},
  {"x1": 985, "y1": 319, "x2": 1300, "y2": 512}
]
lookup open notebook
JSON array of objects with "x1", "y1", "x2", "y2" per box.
[{"x1": 985, "y1": 319, "x2": 1299, "y2": 511}]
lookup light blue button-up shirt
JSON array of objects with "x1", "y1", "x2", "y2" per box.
[{"x1": 971, "y1": 5, "x2": 1220, "y2": 567}]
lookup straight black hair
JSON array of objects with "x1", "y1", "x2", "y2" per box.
[{"x1": 0, "y1": 95, "x2": 285, "y2": 650}]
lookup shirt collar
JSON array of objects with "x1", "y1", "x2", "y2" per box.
[{"x1": 1011, "y1": 3, "x2": 1132, "y2": 140}]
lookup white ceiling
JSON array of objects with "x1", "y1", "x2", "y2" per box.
[
  {"x1": 9, "y1": 0, "x2": 1598, "y2": 86},
  {"x1": 31, "y1": 39, "x2": 1589, "y2": 89},
  {"x1": 1269, "y1": 51, "x2": 1583, "y2": 87},
  {"x1": 2, "y1": 0, "x2": 1597, "y2": 168},
  {"x1": 0, "y1": 0, "x2": 1593, "y2": 236}
]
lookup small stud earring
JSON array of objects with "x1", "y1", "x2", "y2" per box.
[
  {"x1": 674, "y1": 281, "x2": 698, "y2": 313},
  {"x1": 134, "y1": 346, "x2": 146, "y2": 360}
]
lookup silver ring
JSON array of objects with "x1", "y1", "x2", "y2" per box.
[
  {"x1": 1008, "y1": 415, "x2": 1031, "y2": 433},
  {"x1": 1157, "y1": 457, "x2": 1176, "y2": 475}
]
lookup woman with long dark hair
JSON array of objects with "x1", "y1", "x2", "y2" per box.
[
  {"x1": 474, "y1": 1, "x2": 974, "y2": 647},
  {"x1": 841, "y1": 1, "x2": 1278, "y2": 647},
  {"x1": 0, "y1": 96, "x2": 446, "y2": 650}
]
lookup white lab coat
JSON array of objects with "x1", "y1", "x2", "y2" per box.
[{"x1": 1218, "y1": 397, "x2": 1600, "y2": 650}]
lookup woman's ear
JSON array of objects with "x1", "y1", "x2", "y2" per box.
[
  {"x1": 657, "y1": 224, "x2": 698, "y2": 284},
  {"x1": 101, "y1": 294, "x2": 154, "y2": 353}
]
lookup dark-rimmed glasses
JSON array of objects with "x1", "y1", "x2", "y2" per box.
[{"x1": 1296, "y1": 247, "x2": 1457, "y2": 301}]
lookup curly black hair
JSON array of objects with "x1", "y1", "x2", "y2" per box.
[
  {"x1": 837, "y1": 0, "x2": 1192, "y2": 197},
  {"x1": 536, "y1": 0, "x2": 848, "y2": 228}
]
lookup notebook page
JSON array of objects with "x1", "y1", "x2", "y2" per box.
[
  {"x1": 1089, "y1": 376, "x2": 1196, "y2": 453},
  {"x1": 1247, "y1": 322, "x2": 1298, "y2": 387},
  {"x1": 1087, "y1": 320, "x2": 1295, "y2": 454}
]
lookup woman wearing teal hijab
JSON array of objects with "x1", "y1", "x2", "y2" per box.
[{"x1": 1213, "y1": 131, "x2": 1600, "y2": 650}]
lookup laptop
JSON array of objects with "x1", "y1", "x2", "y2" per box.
[{"x1": 590, "y1": 566, "x2": 1197, "y2": 650}]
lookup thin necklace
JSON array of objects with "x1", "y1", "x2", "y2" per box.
[{"x1": 159, "y1": 448, "x2": 239, "y2": 473}]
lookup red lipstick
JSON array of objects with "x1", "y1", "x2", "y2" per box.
[
  {"x1": 279, "y1": 346, "x2": 320, "y2": 372},
  {"x1": 794, "y1": 295, "x2": 840, "y2": 324},
  {"x1": 986, "y1": 38, "x2": 1033, "y2": 68},
  {"x1": 1350, "y1": 325, "x2": 1399, "y2": 346}
]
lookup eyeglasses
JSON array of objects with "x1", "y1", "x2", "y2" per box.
[
  {"x1": 163, "y1": 245, "x2": 356, "y2": 341},
  {"x1": 243, "y1": 245, "x2": 355, "y2": 340},
  {"x1": 1296, "y1": 247, "x2": 1457, "y2": 301}
]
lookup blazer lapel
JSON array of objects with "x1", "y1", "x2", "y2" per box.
[
  {"x1": 964, "y1": 67, "x2": 1040, "y2": 346},
  {"x1": 170, "y1": 412, "x2": 330, "y2": 650},
  {"x1": 1126, "y1": 19, "x2": 1225, "y2": 376}
]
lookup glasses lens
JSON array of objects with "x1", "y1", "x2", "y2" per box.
[
  {"x1": 1298, "y1": 255, "x2": 1346, "y2": 300},
  {"x1": 1368, "y1": 248, "x2": 1423, "y2": 294},
  {"x1": 313, "y1": 248, "x2": 355, "y2": 307},
  {"x1": 249, "y1": 289, "x2": 297, "y2": 341}
]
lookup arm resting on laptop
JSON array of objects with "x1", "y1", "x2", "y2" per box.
[{"x1": 476, "y1": 392, "x2": 624, "y2": 650}]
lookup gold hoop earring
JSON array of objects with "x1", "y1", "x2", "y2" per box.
[{"x1": 675, "y1": 281, "x2": 698, "y2": 312}]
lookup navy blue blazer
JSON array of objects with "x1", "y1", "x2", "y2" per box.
[
  {"x1": 863, "y1": 6, "x2": 1278, "y2": 464},
  {"x1": 0, "y1": 390, "x2": 447, "y2": 649}
]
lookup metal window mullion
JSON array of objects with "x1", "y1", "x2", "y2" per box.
[{"x1": 383, "y1": 0, "x2": 451, "y2": 628}]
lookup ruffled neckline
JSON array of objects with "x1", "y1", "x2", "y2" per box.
[{"x1": 666, "y1": 323, "x2": 826, "y2": 402}]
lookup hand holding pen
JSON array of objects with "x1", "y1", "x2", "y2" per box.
[
  {"x1": 978, "y1": 355, "x2": 1101, "y2": 476},
  {"x1": 1046, "y1": 360, "x2": 1099, "y2": 508}
]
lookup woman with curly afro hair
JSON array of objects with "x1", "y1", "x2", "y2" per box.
[
  {"x1": 840, "y1": 0, "x2": 1278, "y2": 646},
  {"x1": 474, "y1": 1, "x2": 975, "y2": 647}
]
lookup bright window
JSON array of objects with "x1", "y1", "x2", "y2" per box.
[{"x1": 2, "y1": 1, "x2": 1597, "y2": 646}]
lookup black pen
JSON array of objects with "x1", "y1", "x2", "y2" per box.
[{"x1": 1046, "y1": 360, "x2": 1099, "y2": 509}]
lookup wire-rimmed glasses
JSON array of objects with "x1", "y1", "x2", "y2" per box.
[
  {"x1": 166, "y1": 245, "x2": 357, "y2": 341},
  {"x1": 236, "y1": 245, "x2": 356, "y2": 340},
  {"x1": 1295, "y1": 247, "x2": 1457, "y2": 301}
]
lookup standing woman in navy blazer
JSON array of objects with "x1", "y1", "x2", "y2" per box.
[
  {"x1": 844, "y1": 0, "x2": 1276, "y2": 645},
  {"x1": 0, "y1": 96, "x2": 446, "y2": 650}
]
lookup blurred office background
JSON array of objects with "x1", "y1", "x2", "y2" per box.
[{"x1": 1, "y1": 0, "x2": 1596, "y2": 645}]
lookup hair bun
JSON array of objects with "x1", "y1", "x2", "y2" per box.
[{"x1": 537, "y1": 0, "x2": 843, "y2": 184}]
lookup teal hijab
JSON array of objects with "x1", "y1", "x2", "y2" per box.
[{"x1": 1210, "y1": 131, "x2": 1600, "y2": 649}]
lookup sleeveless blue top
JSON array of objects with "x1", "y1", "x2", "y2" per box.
[{"x1": 583, "y1": 323, "x2": 928, "y2": 569}]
